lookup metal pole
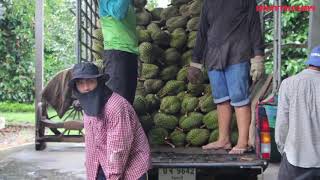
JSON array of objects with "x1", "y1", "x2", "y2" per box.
[
  {"x1": 35, "y1": 0, "x2": 44, "y2": 115},
  {"x1": 272, "y1": 0, "x2": 282, "y2": 93},
  {"x1": 308, "y1": 0, "x2": 320, "y2": 50},
  {"x1": 76, "y1": 0, "x2": 81, "y2": 63},
  {"x1": 277, "y1": 0, "x2": 282, "y2": 89}
]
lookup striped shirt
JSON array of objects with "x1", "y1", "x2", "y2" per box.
[
  {"x1": 275, "y1": 69, "x2": 320, "y2": 168},
  {"x1": 84, "y1": 93, "x2": 152, "y2": 180}
]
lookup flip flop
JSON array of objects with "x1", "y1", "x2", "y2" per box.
[
  {"x1": 202, "y1": 142, "x2": 232, "y2": 150},
  {"x1": 228, "y1": 146, "x2": 252, "y2": 154}
]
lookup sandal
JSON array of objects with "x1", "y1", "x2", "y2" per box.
[
  {"x1": 202, "y1": 142, "x2": 232, "y2": 150},
  {"x1": 228, "y1": 146, "x2": 252, "y2": 154}
]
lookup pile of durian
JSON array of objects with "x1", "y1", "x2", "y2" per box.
[{"x1": 92, "y1": 0, "x2": 239, "y2": 148}]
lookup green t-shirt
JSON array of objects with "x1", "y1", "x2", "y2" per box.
[{"x1": 100, "y1": 5, "x2": 139, "y2": 55}]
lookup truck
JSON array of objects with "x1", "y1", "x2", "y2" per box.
[{"x1": 34, "y1": 0, "x2": 320, "y2": 179}]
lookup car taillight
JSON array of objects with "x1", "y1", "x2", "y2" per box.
[
  {"x1": 261, "y1": 132, "x2": 271, "y2": 143},
  {"x1": 261, "y1": 118, "x2": 270, "y2": 131},
  {"x1": 260, "y1": 116, "x2": 271, "y2": 160}
]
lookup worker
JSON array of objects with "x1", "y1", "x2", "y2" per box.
[
  {"x1": 188, "y1": 0, "x2": 265, "y2": 154},
  {"x1": 275, "y1": 45, "x2": 320, "y2": 180},
  {"x1": 99, "y1": 0, "x2": 139, "y2": 104},
  {"x1": 68, "y1": 62, "x2": 151, "y2": 180}
]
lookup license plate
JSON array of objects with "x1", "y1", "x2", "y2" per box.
[{"x1": 159, "y1": 168, "x2": 196, "y2": 180}]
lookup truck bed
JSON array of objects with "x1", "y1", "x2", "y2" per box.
[{"x1": 151, "y1": 147, "x2": 268, "y2": 169}]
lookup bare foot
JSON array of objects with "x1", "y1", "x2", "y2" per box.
[{"x1": 202, "y1": 140, "x2": 232, "y2": 150}]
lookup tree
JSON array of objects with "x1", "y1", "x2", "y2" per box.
[
  {"x1": 263, "y1": 0, "x2": 309, "y2": 77},
  {"x1": 146, "y1": 0, "x2": 158, "y2": 10},
  {"x1": 0, "y1": 0, "x2": 76, "y2": 103},
  {"x1": 0, "y1": 0, "x2": 35, "y2": 102}
]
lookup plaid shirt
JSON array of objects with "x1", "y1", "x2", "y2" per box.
[{"x1": 84, "y1": 93, "x2": 152, "y2": 180}]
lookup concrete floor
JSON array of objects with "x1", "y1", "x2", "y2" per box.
[{"x1": 0, "y1": 143, "x2": 279, "y2": 180}]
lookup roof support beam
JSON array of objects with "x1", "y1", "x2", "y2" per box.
[
  {"x1": 272, "y1": 0, "x2": 282, "y2": 93},
  {"x1": 308, "y1": 0, "x2": 320, "y2": 50},
  {"x1": 35, "y1": 0, "x2": 44, "y2": 116}
]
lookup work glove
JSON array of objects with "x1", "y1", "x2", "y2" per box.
[
  {"x1": 187, "y1": 62, "x2": 203, "y2": 84},
  {"x1": 250, "y1": 56, "x2": 264, "y2": 82}
]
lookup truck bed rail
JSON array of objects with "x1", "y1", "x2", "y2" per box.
[{"x1": 151, "y1": 147, "x2": 268, "y2": 169}]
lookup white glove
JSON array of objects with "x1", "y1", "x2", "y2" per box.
[{"x1": 250, "y1": 56, "x2": 265, "y2": 82}]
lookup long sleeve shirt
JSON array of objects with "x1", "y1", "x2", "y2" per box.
[
  {"x1": 84, "y1": 93, "x2": 152, "y2": 180},
  {"x1": 193, "y1": 0, "x2": 264, "y2": 70},
  {"x1": 275, "y1": 69, "x2": 320, "y2": 168}
]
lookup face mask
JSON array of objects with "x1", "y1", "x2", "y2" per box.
[{"x1": 73, "y1": 80, "x2": 112, "y2": 117}]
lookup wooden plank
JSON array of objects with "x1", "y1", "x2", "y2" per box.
[
  {"x1": 38, "y1": 135, "x2": 84, "y2": 142},
  {"x1": 41, "y1": 119, "x2": 65, "y2": 128}
]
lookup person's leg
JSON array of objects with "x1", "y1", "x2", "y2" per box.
[
  {"x1": 311, "y1": 168, "x2": 320, "y2": 180},
  {"x1": 123, "y1": 53, "x2": 138, "y2": 104},
  {"x1": 278, "y1": 154, "x2": 294, "y2": 180},
  {"x1": 232, "y1": 105, "x2": 251, "y2": 152},
  {"x1": 96, "y1": 165, "x2": 106, "y2": 180},
  {"x1": 138, "y1": 173, "x2": 148, "y2": 180},
  {"x1": 202, "y1": 70, "x2": 232, "y2": 150},
  {"x1": 224, "y1": 61, "x2": 251, "y2": 154},
  {"x1": 278, "y1": 154, "x2": 318, "y2": 180},
  {"x1": 103, "y1": 50, "x2": 138, "y2": 104}
]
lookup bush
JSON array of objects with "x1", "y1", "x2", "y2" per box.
[
  {"x1": 0, "y1": 102, "x2": 34, "y2": 112},
  {"x1": 0, "y1": 0, "x2": 76, "y2": 103}
]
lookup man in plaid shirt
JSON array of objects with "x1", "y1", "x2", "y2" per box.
[{"x1": 68, "y1": 62, "x2": 152, "y2": 180}]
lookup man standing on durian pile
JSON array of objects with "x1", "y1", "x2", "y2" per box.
[
  {"x1": 99, "y1": 0, "x2": 139, "y2": 104},
  {"x1": 188, "y1": 0, "x2": 265, "y2": 154}
]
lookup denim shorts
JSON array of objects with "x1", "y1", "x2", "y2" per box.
[{"x1": 208, "y1": 61, "x2": 250, "y2": 107}]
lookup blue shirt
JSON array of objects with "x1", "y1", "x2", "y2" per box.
[{"x1": 99, "y1": 0, "x2": 131, "y2": 20}]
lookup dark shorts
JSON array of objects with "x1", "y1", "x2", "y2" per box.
[
  {"x1": 96, "y1": 165, "x2": 147, "y2": 180},
  {"x1": 278, "y1": 154, "x2": 320, "y2": 180},
  {"x1": 103, "y1": 50, "x2": 138, "y2": 104},
  {"x1": 208, "y1": 61, "x2": 251, "y2": 107}
]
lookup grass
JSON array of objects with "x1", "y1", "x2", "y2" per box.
[
  {"x1": 1, "y1": 111, "x2": 83, "y2": 136},
  {"x1": 0, "y1": 108, "x2": 82, "y2": 126},
  {"x1": 0, "y1": 101, "x2": 83, "y2": 127},
  {"x1": 0, "y1": 111, "x2": 83, "y2": 136},
  {"x1": 0, "y1": 111, "x2": 35, "y2": 125},
  {"x1": 0, "y1": 102, "x2": 34, "y2": 112}
]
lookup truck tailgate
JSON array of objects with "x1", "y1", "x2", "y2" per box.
[{"x1": 151, "y1": 147, "x2": 268, "y2": 168}]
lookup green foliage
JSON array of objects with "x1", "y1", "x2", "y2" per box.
[
  {"x1": 0, "y1": 102, "x2": 34, "y2": 112},
  {"x1": 263, "y1": 0, "x2": 309, "y2": 78},
  {"x1": 44, "y1": 0, "x2": 76, "y2": 82},
  {"x1": 146, "y1": 0, "x2": 158, "y2": 10},
  {"x1": 0, "y1": 0, "x2": 76, "y2": 102},
  {"x1": 0, "y1": 111, "x2": 35, "y2": 125},
  {"x1": 265, "y1": 58, "x2": 306, "y2": 77},
  {"x1": 0, "y1": 0, "x2": 35, "y2": 103}
]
